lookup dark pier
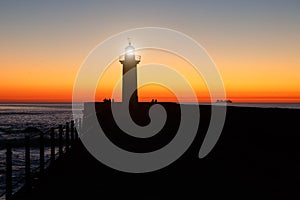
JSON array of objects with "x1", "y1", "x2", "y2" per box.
[{"x1": 2, "y1": 104, "x2": 300, "y2": 199}]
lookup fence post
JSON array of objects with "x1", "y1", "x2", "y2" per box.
[
  {"x1": 65, "y1": 122, "x2": 70, "y2": 152},
  {"x1": 40, "y1": 132, "x2": 44, "y2": 177},
  {"x1": 71, "y1": 120, "x2": 74, "y2": 147},
  {"x1": 25, "y1": 136, "x2": 31, "y2": 193},
  {"x1": 59, "y1": 125, "x2": 63, "y2": 156},
  {"x1": 75, "y1": 119, "x2": 79, "y2": 141},
  {"x1": 75, "y1": 128, "x2": 79, "y2": 141},
  {"x1": 50, "y1": 128, "x2": 55, "y2": 163},
  {"x1": 79, "y1": 118, "x2": 82, "y2": 132},
  {"x1": 75, "y1": 118, "x2": 78, "y2": 129},
  {"x1": 6, "y1": 144, "x2": 12, "y2": 200}
]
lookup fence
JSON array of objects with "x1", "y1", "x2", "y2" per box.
[{"x1": 1, "y1": 119, "x2": 82, "y2": 200}]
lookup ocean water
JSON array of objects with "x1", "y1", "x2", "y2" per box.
[
  {"x1": 0, "y1": 103, "x2": 81, "y2": 198},
  {"x1": 0, "y1": 103, "x2": 77, "y2": 139}
]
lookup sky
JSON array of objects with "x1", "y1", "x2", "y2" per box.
[{"x1": 0, "y1": 0, "x2": 300, "y2": 102}]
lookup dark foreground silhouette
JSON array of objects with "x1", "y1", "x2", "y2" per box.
[{"x1": 13, "y1": 103, "x2": 300, "y2": 199}]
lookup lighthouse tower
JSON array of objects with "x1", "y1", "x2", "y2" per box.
[{"x1": 119, "y1": 41, "x2": 141, "y2": 104}]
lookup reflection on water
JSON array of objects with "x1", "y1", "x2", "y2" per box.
[{"x1": 0, "y1": 103, "x2": 82, "y2": 138}]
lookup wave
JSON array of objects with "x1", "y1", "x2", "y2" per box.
[
  {"x1": 0, "y1": 126, "x2": 62, "y2": 149},
  {"x1": 0, "y1": 110, "x2": 70, "y2": 115},
  {"x1": 0, "y1": 136, "x2": 60, "y2": 149}
]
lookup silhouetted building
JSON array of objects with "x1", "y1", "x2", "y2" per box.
[{"x1": 119, "y1": 41, "x2": 141, "y2": 104}]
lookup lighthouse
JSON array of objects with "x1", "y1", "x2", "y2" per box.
[{"x1": 119, "y1": 41, "x2": 141, "y2": 104}]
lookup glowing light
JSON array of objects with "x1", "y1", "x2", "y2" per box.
[
  {"x1": 126, "y1": 49, "x2": 134, "y2": 56},
  {"x1": 125, "y1": 45, "x2": 135, "y2": 56}
]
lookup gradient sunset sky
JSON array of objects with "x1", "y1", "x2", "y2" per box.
[{"x1": 1, "y1": 0, "x2": 299, "y2": 102}]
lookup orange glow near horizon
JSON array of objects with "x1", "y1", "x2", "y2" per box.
[
  {"x1": 1, "y1": 47, "x2": 300, "y2": 103},
  {"x1": 94, "y1": 49, "x2": 300, "y2": 103}
]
